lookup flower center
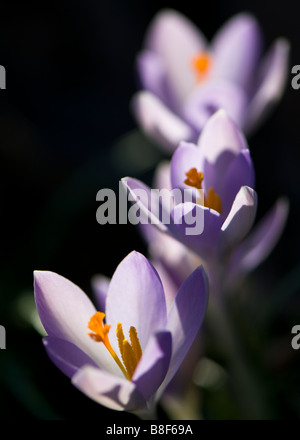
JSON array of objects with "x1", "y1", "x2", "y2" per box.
[
  {"x1": 191, "y1": 52, "x2": 212, "y2": 82},
  {"x1": 184, "y1": 167, "x2": 204, "y2": 189},
  {"x1": 184, "y1": 167, "x2": 222, "y2": 214},
  {"x1": 88, "y1": 311, "x2": 142, "y2": 380},
  {"x1": 205, "y1": 187, "x2": 222, "y2": 215}
]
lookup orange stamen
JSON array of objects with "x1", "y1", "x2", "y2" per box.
[
  {"x1": 191, "y1": 52, "x2": 212, "y2": 82},
  {"x1": 88, "y1": 312, "x2": 142, "y2": 380},
  {"x1": 205, "y1": 187, "x2": 222, "y2": 214},
  {"x1": 184, "y1": 168, "x2": 222, "y2": 214},
  {"x1": 184, "y1": 167, "x2": 204, "y2": 189}
]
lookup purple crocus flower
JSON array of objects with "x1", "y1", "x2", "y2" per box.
[
  {"x1": 123, "y1": 110, "x2": 257, "y2": 265},
  {"x1": 122, "y1": 110, "x2": 289, "y2": 288},
  {"x1": 34, "y1": 251, "x2": 208, "y2": 413},
  {"x1": 133, "y1": 9, "x2": 289, "y2": 152},
  {"x1": 136, "y1": 159, "x2": 288, "y2": 294},
  {"x1": 92, "y1": 249, "x2": 204, "y2": 419}
]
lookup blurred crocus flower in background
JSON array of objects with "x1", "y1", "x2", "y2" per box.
[
  {"x1": 34, "y1": 251, "x2": 208, "y2": 415},
  {"x1": 123, "y1": 110, "x2": 289, "y2": 290},
  {"x1": 133, "y1": 9, "x2": 289, "y2": 152}
]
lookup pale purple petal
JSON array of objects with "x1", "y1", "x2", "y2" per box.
[
  {"x1": 43, "y1": 337, "x2": 97, "y2": 379},
  {"x1": 72, "y1": 365, "x2": 146, "y2": 411},
  {"x1": 105, "y1": 251, "x2": 167, "y2": 352},
  {"x1": 91, "y1": 275, "x2": 110, "y2": 312},
  {"x1": 153, "y1": 160, "x2": 172, "y2": 191},
  {"x1": 202, "y1": 149, "x2": 254, "y2": 219},
  {"x1": 244, "y1": 38, "x2": 290, "y2": 134},
  {"x1": 34, "y1": 271, "x2": 96, "y2": 340},
  {"x1": 123, "y1": 177, "x2": 223, "y2": 261},
  {"x1": 150, "y1": 258, "x2": 181, "y2": 311},
  {"x1": 132, "y1": 331, "x2": 172, "y2": 401},
  {"x1": 163, "y1": 331, "x2": 203, "y2": 398},
  {"x1": 183, "y1": 80, "x2": 247, "y2": 132},
  {"x1": 221, "y1": 186, "x2": 257, "y2": 251},
  {"x1": 220, "y1": 150, "x2": 255, "y2": 217},
  {"x1": 228, "y1": 197, "x2": 289, "y2": 281},
  {"x1": 132, "y1": 91, "x2": 196, "y2": 153},
  {"x1": 121, "y1": 176, "x2": 171, "y2": 231},
  {"x1": 170, "y1": 203, "x2": 223, "y2": 261},
  {"x1": 137, "y1": 50, "x2": 171, "y2": 106},
  {"x1": 149, "y1": 232, "x2": 199, "y2": 308},
  {"x1": 34, "y1": 271, "x2": 120, "y2": 375},
  {"x1": 198, "y1": 109, "x2": 248, "y2": 164},
  {"x1": 211, "y1": 13, "x2": 262, "y2": 89},
  {"x1": 162, "y1": 266, "x2": 208, "y2": 389},
  {"x1": 170, "y1": 142, "x2": 202, "y2": 192},
  {"x1": 145, "y1": 9, "x2": 207, "y2": 107}
]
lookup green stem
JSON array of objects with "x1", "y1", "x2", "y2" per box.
[{"x1": 207, "y1": 271, "x2": 272, "y2": 419}]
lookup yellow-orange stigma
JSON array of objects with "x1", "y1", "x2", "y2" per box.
[
  {"x1": 88, "y1": 312, "x2": 142, "y2": 380},
  {"x1": 205, "y1": 187, "x2": 222, "y2": 214},
  {"x1": 191, "y1": 52, "x2": 212, "y2": 82},
  {"x1": 184, "y1": 167, "x2": 204, "y2": 189},
  {"x1": 88, "y1": 311, "x2": 111, "y2": 344},
  {"x1": 184, "y1": 168, "x2": 222, "y2": 214}
]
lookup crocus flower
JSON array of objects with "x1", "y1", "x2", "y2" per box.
[
  {"x1": 122, "y1": 110, "x2": 289, "y2": 288},
  {"x1": 34, "y1": 251, "x2": 208, "y2": 413},
  {"x1": 133, "y1": 9, "x2": 289, "y2": 152},
  {"x1": 123, "y1": 110, "x2": 257, "y2": 265},
  {"x1": 92, "y1": 258, "x2": 204, "y2": 417},
  {"x1": 136, "y1": 158, "x2": 289, "y2": 293}
]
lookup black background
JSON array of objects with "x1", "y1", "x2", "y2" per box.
[{"x1": 0, "y1": 0, "x2": 299, "y2": 420}]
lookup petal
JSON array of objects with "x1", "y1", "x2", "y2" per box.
[
  {"x1": 162, "y1": 266, "x2": 208, "y2": 389},
  {"x1": 221, "y1": 186, "x2": 257, "y2": 251},
  {"x1": 132, "y1": 331, "x2": 172, "y2": 401},
  {"x1": 91, "y1": 275, "x2": 110, "y2": 312},
  {"x1": 132, "y1": 91, "x2": 195, "y2": 153},
  {"x1": 34, "y1": 271, "x2": 95, "y2": 339},
  {"x1": 198, "y1": 109, "x2": 248, "y2": 164},
  {"x1": 169, "y1": 202, "x2": 223, "y2": 261},
  {"x1": 228, "y1": 197, "x2": 289, "y2": 281},
  {"x1": 220, "y1": 150, "x2": 255, "y2": 217},
  {"x1": 211, "y1": 13, "x2": 262, "y2": 88},
  {"x1": 149, "y1": 233, "x2": 199, "y2": 308},
  {"x1": 170, "y1": 141, "x2": 202, "y2": 192},
  {"x1": 145, "y1": 9, "x2": 207, "y2": 107},
  {"x1": 123, "y1": 178, "x2": 222, "y2": 261},
  {"x1": 43, "y1": 336, "x2": 97, "y2": 379},
  {"x1": 105, "y1": 251, "x2": 167, "y2": 352},
  {"x1": 121, "y1": 176, "x2": 170, "y2": 231},
  {"x1": 153, "y1": 160, "x2": 172, "y2": 191},
  {"x1": 150, "y1": 257, "x2": 181, "y2": 311},
  {"x1": 171, "y1": 140, "x2": 254, "y2": 220},
  {"x1": 34, "y1": 271, "x2": 120, "y2": 375},
  {"x1": 72, "y1": 365, "x2": 146, "y2": 411},
  {"x1": 244, "y1": 38, "x2": 290, "y2": 134},
  {"x1": 136, "y1": 50, "x2": 171, "y2": 105},
  {"x1": 183, "y1": 80, "x2": 247, "y2": 133}
]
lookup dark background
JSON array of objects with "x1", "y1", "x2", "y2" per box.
[{"x1": 0, "y1": 0, "x2": 299, "y2": 420}]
